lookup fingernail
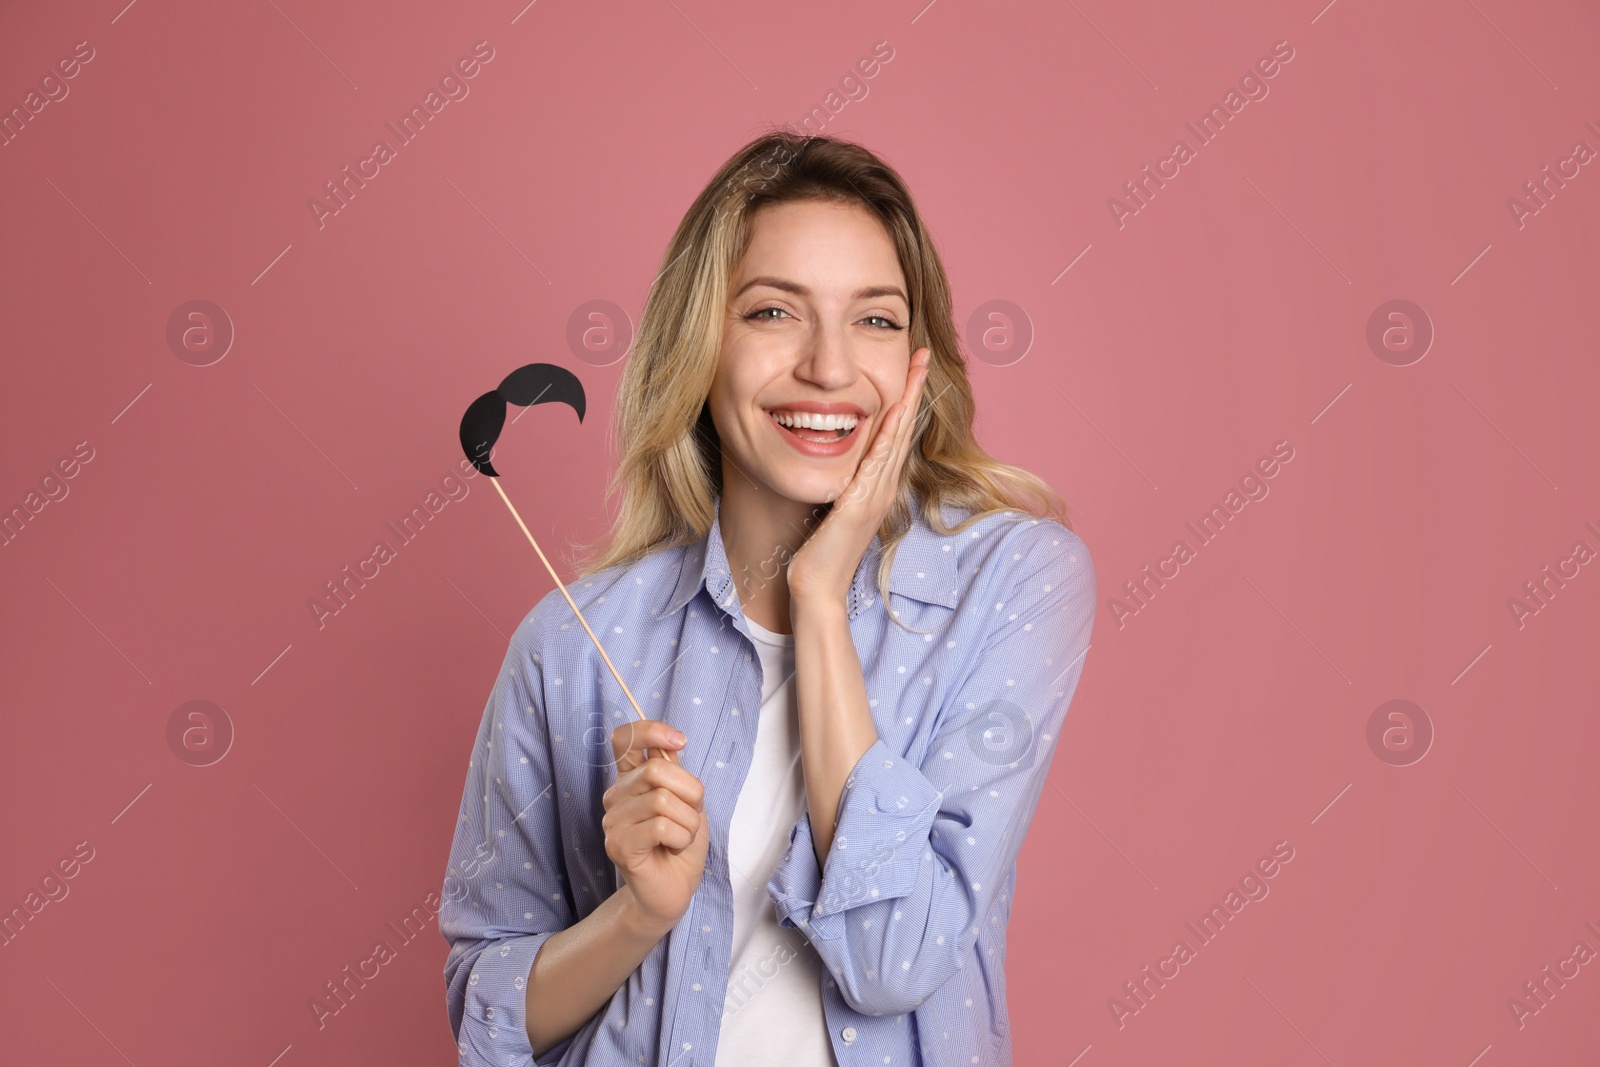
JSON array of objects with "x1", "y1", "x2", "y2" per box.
[{"x1": 669, "y1": 729, "x2": 687, "y2": 745}]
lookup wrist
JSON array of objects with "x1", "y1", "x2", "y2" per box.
[
  {"x1": 616, "y1": 883, "x2": 678, "y2": 942},
  {"x1": 789, "y1": 588, "x2": 849, "y2": 622}
]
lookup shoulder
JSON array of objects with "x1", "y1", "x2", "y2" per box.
[
  {"x1": 940, "y1": 505, "x2": 1094, "y2": 599},
  {"x1": 506, "y1": 541, "x2": 689, "y2": 662},
  {"x1": 945, "y1": 511, "x2": 1097, "y2": 667},
  {"x1": 943, "y1": 510, "x2": 1097, "y2": 650}
]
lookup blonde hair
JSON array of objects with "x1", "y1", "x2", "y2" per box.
[{"x1": 570, "y1": 129, "x2": 1077, "y2": 626}]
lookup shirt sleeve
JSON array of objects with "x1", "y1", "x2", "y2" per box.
[
  {"x1": 439, "y1": 605, "x2": 579, "y2": 1066},
  {"x1": 766, "y1": 520, "x2": 1096, "y2": 1017}
]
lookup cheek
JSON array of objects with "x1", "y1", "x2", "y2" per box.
[
  {"x1": 705, "y1": 375, "x2": 751, "y2": 445},
  {"x1": 715, "y1": 342, "x2": 778, "y2": 409},
  {"x1": 704, "y1": 390, "x2": 732, "y2": 441},
  {"x1": 868, "y1": 364, "x2": 908, "y2": 405}
]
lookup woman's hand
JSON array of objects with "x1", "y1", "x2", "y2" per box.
[
  {"x1": 601, "y1": 719, "x2": 710, "y2": 937},
  {"x1": 786, "y1": 346, "x2": 932, "y2": 607}
]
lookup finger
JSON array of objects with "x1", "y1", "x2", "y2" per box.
[
  {"x1": 880, "y1": 349, "x2": 927, "y2": 464},
  {"x1": 857, "y1": 391, "x2": 909, "y2": 496},
  {"x1": 611, "y1": 719, "x2": 687, "y2": 776},
  {"x1": 612, "y1": 784, "x2": 701, "y2": 839},
  {"x1": 889, "y1": 350, "x2": 931, "y2": 468},
  {"x1": 880, "y1": 406, "x2": 913, "y2": 491},
  {"x1": 610, "y1": 718, "x2": 685, "y2": 765},
  {"x1": 606, "y1": 757, "x2": 707, "y2": 812},
  {"x1": 668, "y1": 805, "x2": 708, "y2": 855},
  {"x1": 616, "y1": 812, "x2": 696, "y2": 856},
  {"x1": 847, "y1": 349, "x2": 924, "y2": 510},
  {"x1": 866, "y1": 406, "x2": 912, "y2": 510},
  {"x1": 865, "y1": 381, "x2": 919, "y2": 503},
  {"x1": 611, "y1": 760, "x2": 706, "y2": 816},
  {"x1": 898, "y1": 349, "x2": 931, "y2": 446}
]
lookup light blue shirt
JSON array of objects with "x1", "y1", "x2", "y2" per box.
[{"x1": 439, "y1": 490, "x2": 1096, "y2": 1066}]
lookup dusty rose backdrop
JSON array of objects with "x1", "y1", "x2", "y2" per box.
[{"x1": 2, "y1": 0, "x2": 1597, "y2": 1063}]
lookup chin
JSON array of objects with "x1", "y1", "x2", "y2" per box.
[{"x1": 759, "y1": 466, "x2": 850, "y2": 509}]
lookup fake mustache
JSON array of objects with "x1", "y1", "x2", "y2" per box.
[{"x1": 458, "y1": 362, "x2": 587, "y2": 477}]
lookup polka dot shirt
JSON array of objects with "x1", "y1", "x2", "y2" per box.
[{"x1": 439, "y1": 491, "x2": 1096, "y2": 1065}]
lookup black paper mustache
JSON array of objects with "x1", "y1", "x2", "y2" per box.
[
  {"x1": 454, "y1": 359, "x2": 671, "y2": 762},
  {"x1": 459, "y1": 362, "x2": 587, "y2": 477}
]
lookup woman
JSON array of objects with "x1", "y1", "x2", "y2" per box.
[{"x1": 440, "y1": 130, "x2": 1096, "y2": 1067}]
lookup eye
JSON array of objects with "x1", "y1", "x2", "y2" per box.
[
  {"x1": 861, "y1": 314, "x2": 905, "y2": 331},
  {"x1": 743, "y1": 305, "x2": 790, "y2": 322}
]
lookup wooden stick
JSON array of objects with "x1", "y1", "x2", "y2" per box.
[{"x1": 487, "y1": 476, "x2": 678, "y2": 764}]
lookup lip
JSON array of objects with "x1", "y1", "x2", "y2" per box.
[
  {"x1": 766, "y1": 408, "x2": 865, "y2": 458},
  {"x1": 762, "y1": 400, "x2": 868, "y2": 417}
]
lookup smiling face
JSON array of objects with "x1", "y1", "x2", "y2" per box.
[{"x1": 708, "y1": 198, "x2": 913, "y2": 507}]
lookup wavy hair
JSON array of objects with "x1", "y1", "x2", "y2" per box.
[{"x1": 569, "y1": 128, "x2": 1077, "y2": 627}]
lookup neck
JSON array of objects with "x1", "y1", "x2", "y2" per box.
[{"x1": 717, "y1": 469, "x2": 831, "y2": 635}]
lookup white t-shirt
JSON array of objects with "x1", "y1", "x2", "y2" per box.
[{"x1": 713, "y1": 614, "x2": 838, "y2": 1067}]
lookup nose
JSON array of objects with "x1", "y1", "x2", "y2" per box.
[{"x1": 794, "y1": 318, "x2": 858, "y2": 391}]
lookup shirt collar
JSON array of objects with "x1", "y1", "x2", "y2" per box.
[{"x1": 661, "y1": 491, "x2": 963, "y2": 621}]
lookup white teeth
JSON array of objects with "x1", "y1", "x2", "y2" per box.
[{"x1": 769, "y1": 410, "x2": 859, "y2": 431}]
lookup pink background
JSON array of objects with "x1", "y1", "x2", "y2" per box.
[{"x1": 3, "y1": 0, "x2": 1598, "y2": 1064}]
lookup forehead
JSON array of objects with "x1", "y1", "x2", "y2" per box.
[{"x1": 735, "y1": 200, "x2": 904, "y2": 288}]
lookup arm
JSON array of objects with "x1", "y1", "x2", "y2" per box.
[
  {"x1": 439, "y1": 615, "x2": 669, "y2": 1064},
  {"x1": 768, "y1": 523, "x2": 1096, "y2": 1017},
  {"x1": 521, "y1": 886, "x2": 673, "y2": 1057},
  {"x1": 791, "y1": 592, "x2": 879, "y2": 869}
]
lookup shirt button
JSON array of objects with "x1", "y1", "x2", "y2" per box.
[{"x1": 841, "y1": 1026, "x2": 857, "y2": 1044}]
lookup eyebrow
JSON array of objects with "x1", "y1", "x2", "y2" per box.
[{"x1": 732, "y1": 276, "x2": 909, "y2": 306}]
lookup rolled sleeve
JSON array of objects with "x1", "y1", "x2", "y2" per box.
[
  {"x1": 439, "y1": 602, "x2": 576, "y2": 1065},
  {"x1": 453, "y1": 932, "x2": 573, "y2": 1065},
  {"x1": 765, "y1": 521, "x2": 1096, "y2": 1017},
  {"x1": 769, "y1": 738, "x2": 941, "y2": 941}
]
